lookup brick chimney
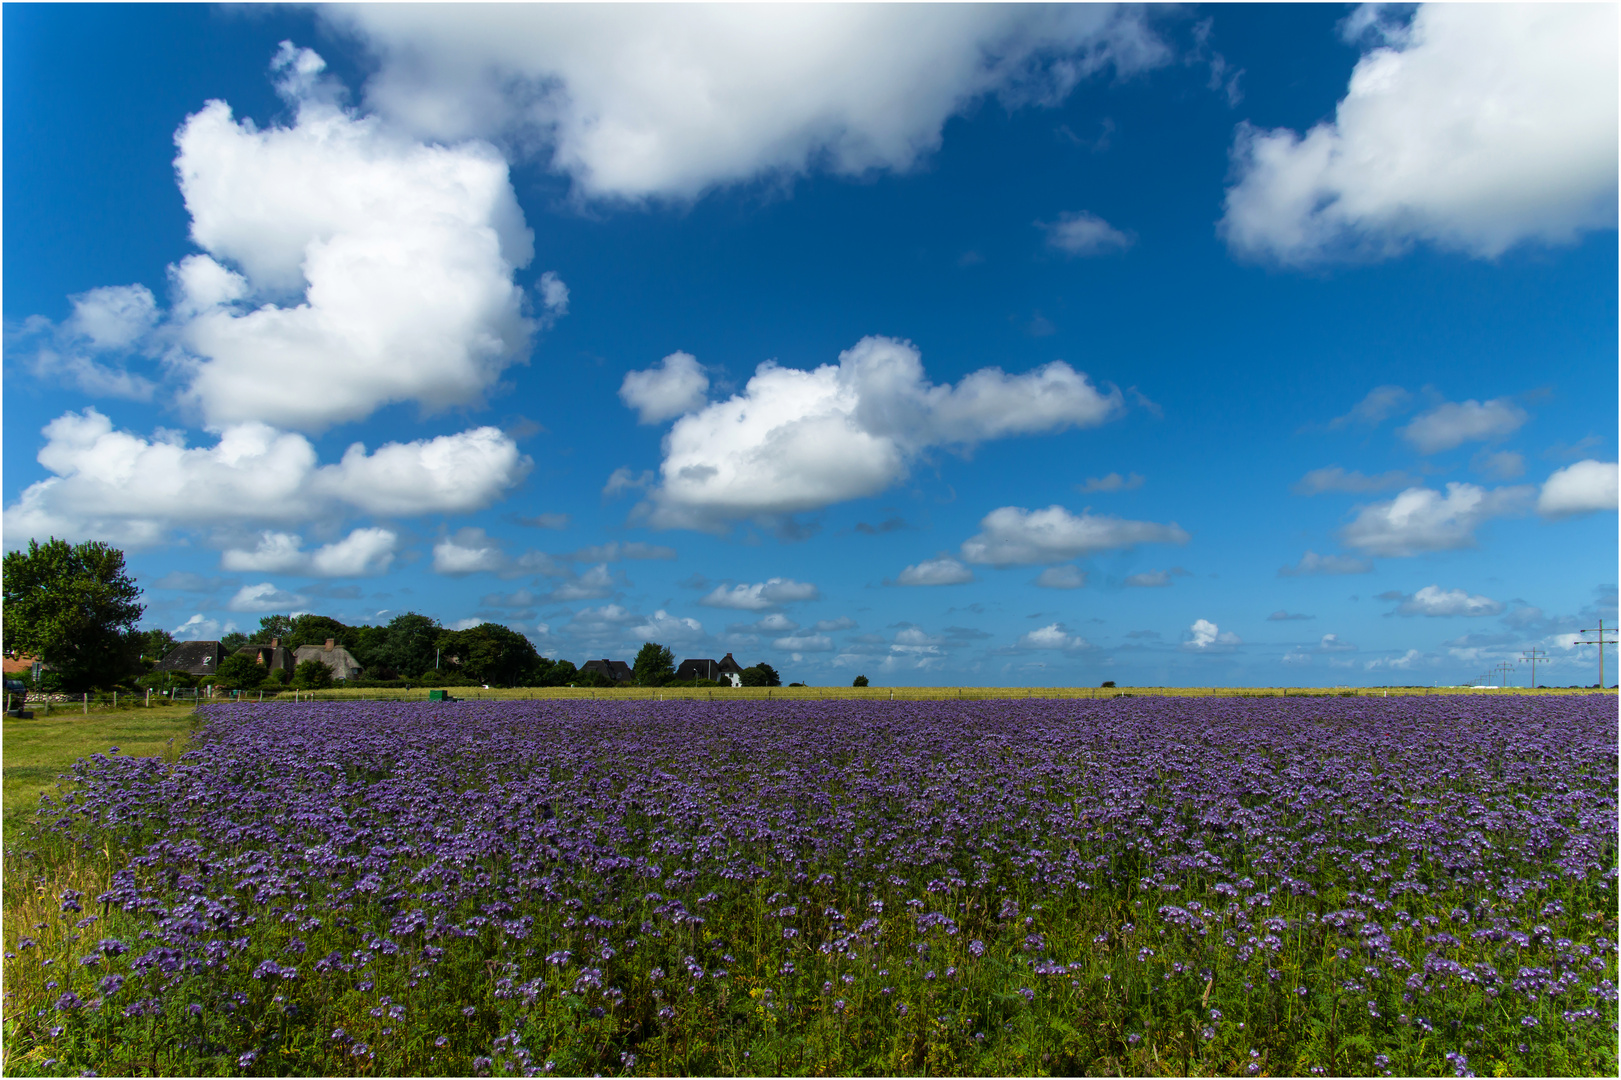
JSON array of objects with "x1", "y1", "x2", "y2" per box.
[
  {"x1": 325, "y1": 638, "x2": 336, "y2": 650},
  {"x1": 270, "y1": 637, "x2": 280, "y2": 649}
]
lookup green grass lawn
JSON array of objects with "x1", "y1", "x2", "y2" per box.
[{"x1": 2, "y1": 705, "x2": 197, "y2": 846}]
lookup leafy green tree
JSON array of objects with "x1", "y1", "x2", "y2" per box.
[
  {"x1": 251, "y1": 615, "x2": 294, "y2": 644},
  {"x1": 376, "y1": 612, "x2": 443, "y2": 678},
  {"x1": 852, "y1": 675, "x2": 869, "y2": 687},
  {"x1": 3, "y1": 538, "x2": 145, "y2": 690},
  {"x1": 436, "y1": 623, "x2": 540, "y2": 686},
  {"x1": 287, "y1": 614, "x2": 351, "y2": 652},
  {"x1": 632, "y1": 642, "x2": 675, "y2": 686},
  {"x1": 140, "y1": 628, "x2": 178, "y2": 665},
  {"x1": 539, "y1": 658, "x2": 579, "y2": 687},
  {"x1": 573, "y1": 668, "x2": 617, "y2": 689},
  {"x1": 740, "y1": 662, "x2": 781, "y2": 687},
  {"x1": 214, "y1": 652, "x2": 266, "y2": 691},
  {"x1": 220, "y1": 631, "x2": 250, "y2": 652},
  {"x1": 293, "y1": 658, "x2": 334, "y2": 689}
]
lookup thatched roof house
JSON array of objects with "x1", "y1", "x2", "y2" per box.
[{"x1": 292, "y1": 638, "x2": 363, "y2": 681}]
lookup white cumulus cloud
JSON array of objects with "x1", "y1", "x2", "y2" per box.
[
  {"x1": 1222, "y1": 4, "x2": 1617, "y2": 264},
  {"x1": 228, "y1": 582, "x2": 310, "y2": 613},
  {"x1": 221, "y1": 527, "x2": 398, "y2": 577},
  {"x1": 960, "y1": 504, "x2": 1188, "y2": 566},
  {"x1": 1395, "y1": 585, "x2": 1505, "y2": 617},
  {"x1": 620, "y1": 351, "x2": 710, "y2": 424},
  {"x1": 1398, "y1": 398, "x2": 1528, "y2": 455},
  {"x1": 1340, "y1": 482, "x2": 1532, "y2": 557},
  {"x1": 2, "y1": 409, "x2": 530, "y2": 550},
  {"x1": 332, "y1": 5, "x2": 1170, "y2": 201},
  {"x1": 642, "y1": 336, "x2": 1121, "y2": 530},
  {"x1": 1538, "y1": 460, "x2": 1618, "y2": 518},
  {"x1": 1017, "y1": 623, "x2": 1091, "y2": 651},
  {"x1": 698, "y1": 578, "x2": 820, "y2": 611},
  {"x1": 896, "y1": 556, "x2": 974, "y2": 587},
  {"x1": 630, "y1": 609, "x2": 706, "y2": 644},
  {"x1": 168, "y1": 44, "x2": 535, "y2": 431},
  {"x1": 1184, "y1": 618, "x2": 1241, "y2": 651}
]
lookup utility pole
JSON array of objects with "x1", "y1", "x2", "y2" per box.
[
  {"x1": 1574, "y1": 619, "x2": 1618, "y2": 689},
  {"x1": 1491, "y1": 661, "x2": 1515, "y2": 688},
  {"x1": 1519, "y1": 648, "x2": 1548, "y2": 689}
]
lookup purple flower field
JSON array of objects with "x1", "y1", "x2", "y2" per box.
[{"x1": 5, "y1": 696, "x2": 1616, "y2": 1076}]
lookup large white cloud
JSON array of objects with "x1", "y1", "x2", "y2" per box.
[
  {"x1": 1398, "y1": 398, "x2": 1528, "y2": 455},
  {"x1": 1222, "y1": 4, "x2": 1618, "y2": 264},
  {"x1": 1538, "y1": 460, "x2": 1619, "y2": 518},
  {"x1": 960, "y1": 504, "x2": 1188, "y2": 567},
  {"x1": 643, "y1": 336, "x2": 1121, "y2": 529},
  {"x1": 3, "y1": 408, "x2": 530, "y2": 549},
  {"x1": 332, "y1": 5, "x2": 1169, "y2": 201},
  {"x1": 221, "y1": 527, "x2": 398, "y2": 577},
  {"x1": 1340, "y1": 482, "x2": 1532, "y2": 557},
  {"x1": 168, "y1": 44, "x2": 536, "y2": 431}
]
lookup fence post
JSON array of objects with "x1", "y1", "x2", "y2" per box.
[{"x1": 84, "y1": 692, "x2": 89, "y2": 715}]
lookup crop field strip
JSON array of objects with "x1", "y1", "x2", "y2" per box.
[
  {"x1": 26, "y1": 684, "x2": 1608, "y2": 714},
  {"x1": 3, "y1": 696, "x2": 1615, "y2": 1076}
]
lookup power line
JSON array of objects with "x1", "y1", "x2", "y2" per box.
[
  {"x1": 1519, "y1": 648, "x2": 1548, "y2": 689},
  {"x1": 1574, "y1": 618, "x2": 1618, "y2": 689},
  {"x1": 1490, "y1": 661, "x2": 1515, "y2": 688}
]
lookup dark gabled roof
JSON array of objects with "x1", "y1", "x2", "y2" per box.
[
  {"x1": 675, "y1": 658, "x2": 724, "y2": 682},
  {"x1": 153, "y1": 641, "x2": 223, "y2": 674},
  {"x1": 716, "y1": 653, "x2": 744, "y2": 673},
  {"x1": 580, "y1": 659, "x2": 633, "y2": 682}
]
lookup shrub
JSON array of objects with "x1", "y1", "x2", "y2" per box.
[
  {"x1": 852, "y1": 675, "x2": 869, "y2": 687},
  {"x1": 293, "y1": 659, "x2": 334, "y2": 689},
  {"x1": 213, "y1": 653, "x2": 266, "y2": 691}
]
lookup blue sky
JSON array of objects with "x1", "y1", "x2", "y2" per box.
[{"x1": 5, "y1": 3, "x2": 1616, "y2": 687}]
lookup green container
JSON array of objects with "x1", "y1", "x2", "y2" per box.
[{"x1": 428, "y1": 689, "x2": 448, "y2": 702}]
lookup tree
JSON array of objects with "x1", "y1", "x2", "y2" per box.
[
  {"x1": 632, "y1": 642, "x2": 675, "y2": 686},
  {"x1": 852, "y1": 675, "x2": 869, "y2": 687},
  {"x1": 140, "y1": 628, "x2": 177, "y2": 665},
  {"x1": 220, "y1": 631, "x2": 250, "y2": 652},
  {"x1": 214, "y1": 652, "x2": 266, "y2": 691},
  {"x1": 538, "y1": 658, "x2": 579, "y2": 687},
  {"x1": 436, "y1": 623, "x2": 540, "y2": 686},
  {"x1": 286, "y1": 614, "x2": 351, "y2": 652},
  {"x1": 251, "y1": 615, "x2": 294, "y2": 644},
  {"x1": 3, "y1": 538, "x2": 144, "y2": 690},
  {"x1": 740, "y1": 662, "x2": 781, "y2": 687},
  {"x1": 294, "y1": 658, "x2": 333, "y2": 689},
  {"x1": 373, "y1": 612, "x2": 442, "y2": 678}
]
